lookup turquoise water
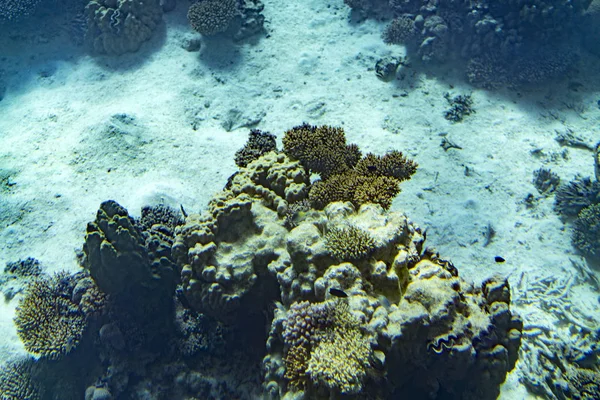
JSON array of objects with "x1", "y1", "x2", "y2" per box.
[{"x1": 0, "y1": 0, "x2": 599, "y2": 399}]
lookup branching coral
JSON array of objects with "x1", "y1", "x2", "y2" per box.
[
  {"x1": 325, "y1": 225, "x2": 376, "y2": 261},
  {"x1": 234, "y1": 129, "x2": 277, "y2": 168},
  {"x1": 14, "y1": 272, "x2": 105, "y2": 360},
  {"x1": 555, "y1": 176, "x2": 600, "y2": 218},
  {"x1": 0, "y1": 0, "x2": 42, "y2": 20},
  {"x1": 282, "y1": 124, "x2": 417, "y2": 210},
  {"x1": 282, "y1": 299, "x2": 373, "y2": 394},
  {"x1": 0, "y1": 358, "x2": 40, "y2": 400},
  {"x1": 572, "y1": 203, "x2": 600, "y2": 258},
  {"x1": 282, "y1": 123, "x2": 361, "y2": 179}
]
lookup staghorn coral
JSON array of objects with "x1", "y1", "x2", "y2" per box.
[
  {"x1": 0, "y1": 358, "x2": 41, "y2": 400},
  {"x1": 533, "y1": 167, "x2": 561, "y2": 195},
  {"x1": 354, "y1": 151, "x2": 417, "y2": 181},
  {"x1": 187, "y1": 0, "x2": 237, "y2": 36},
  {"x1": 234, "y1": 129, "x2": 277, "y2": 168},
  {"x1": 84, "y1": 0, "x2": 163, "y2": 55},
  {"x1": 325, "y1": 225, "x2": 376, "y2": 261},
  {"x1": 14, "y1": 272, "x2": 104, "y2": 360}
]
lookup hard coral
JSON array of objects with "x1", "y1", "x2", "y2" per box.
[
  {"x1": 188, "y1": 0, "x2": 238, "y2": 36},
  {"x1": 0, "y1": 0, "x2": 42, "y2": 21},
  {"x1": 282, "y1": 299, "x2": 373, "y2": 394},
  {"x1": 283, "y1": 124, "x2": 417, "y2": 210},
  {"x1": 325, "y1": 225, "x2": 376, "y2": 261},
  {"x1": 0, "y1": 358, "x2": 40, "y2": 400},
  {"x1": 172, "y1": 152, "x2": 310, "y2": 321},
  {"x1": 234, "y1": 129, "x2": 277, "y2": 168},
  {"x1": 282, "y1": 123, "x2": 361, "y2": 179},
  {"x1": 555, "y1": 176, "x2": 600, "y2": 218},
  {"x1": 14, "y1": 272, "x2": 102, "y2": 360},
  {"x1": 85, "y1": 0, "x2": 163, "y2": 55},
  {"x1": 573, "y1": 203, "x2": 600, "y2": 258}
]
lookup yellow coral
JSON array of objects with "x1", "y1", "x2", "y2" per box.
[
  {"x1": 325, "y1": 225, "x2": 376, "y2": 261},
  {"x1": 14, "y1": 273, "x2": 87, "y2": 360},
  {"x1": 306, "y1": 325, "x2": 372, "y2": 394}
]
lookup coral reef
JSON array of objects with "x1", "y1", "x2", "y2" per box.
[
  {"x1": 573, "y1": 203, "x2": 600, "y2": 259},
  {"x1": 0, "y1": 0, "x2": 42, "y2": 21},
  {"x1": 187, "y1": 0, "x2": 238, "y2": 36},
  {"x1": 263, "y1": 199, "x2": 522, "y2": 399},
  {"x1": 347, "y1": 0, "x2": 592, "y2": 87},
  {"x1": 84, "y1": 0, "x2": 163, "y2": 55},
  {"x1": 533, "y1": 167, "x2": 561, "y2": 195},
  {"x1": 234, "y1": 129, "x2": 277, "y2": 168},
  {"x1": 9, "y1": 125, "x2": 524, "y2": 399},
  {"x1": 282, "y1": 124, "x2": 417, "y2": 210},
  {"x1": 14, "y1": 272, "x2": 105, "y2": 360},
  {"x1": 555, "y1": 176, "x2": 600, "y2": 218},
  {"x1": 0, "y1": 358, "x2": 41, "y2": 400}
]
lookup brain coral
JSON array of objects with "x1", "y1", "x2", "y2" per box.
[
  {"x1": 187, "y1": 0, "x2": 238, "y2": 36},
  {"x1": 84, "y1": 0, "x2": 163, "y2": 55}
]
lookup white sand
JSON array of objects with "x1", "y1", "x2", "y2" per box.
[{"x1": 0, "y1": 0, "x2": 599, "y2": 397}]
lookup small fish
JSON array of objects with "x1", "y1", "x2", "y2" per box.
[
  {"x1": 329, "y1": 288, "x2": 348, "y2": 298},
  {"x1": 494, "y1": 256, "x2": 505, "y2": 263}
]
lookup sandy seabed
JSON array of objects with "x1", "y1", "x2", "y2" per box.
[{"x1": 1, "y1": 0, "x2": 599, "y2": 398}]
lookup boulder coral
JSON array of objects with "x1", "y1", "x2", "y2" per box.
[
  {"x1": 85, "y1": 0, "x2": 163, "y2": 55},
  {"x1": 172, "y1": 150, "x2": 521, "y2": 398}
]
